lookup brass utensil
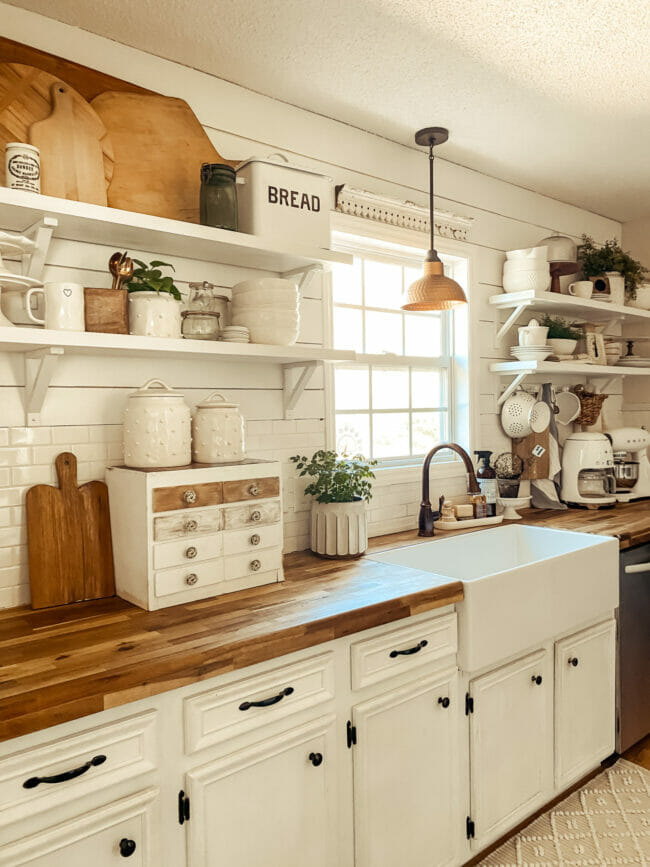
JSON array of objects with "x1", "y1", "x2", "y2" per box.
[
  {"x1": 108, "y1": 251, "x2": 122, "y2": 290},
  {"x1": 115, "y1": 256, "x2": 133, "y2": 291}
]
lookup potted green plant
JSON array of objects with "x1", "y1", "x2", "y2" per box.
[
  {"x1": 579, "y1": 235, "x2": 647, "y2": 305},
  {"x1": 291, "y1": 450, "x2": 377, "y2": 558},
  {"x1": 126, "y1": 259, "x2": 183, "y2": 338},
  {"x1": 540, "y1": 314, "x2": 583, "y2": 357}
]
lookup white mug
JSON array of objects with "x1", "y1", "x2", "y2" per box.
[
  {"x1": 567, "y1": 281, "x2": 593, "y2": 299},
  {"x1": 26, "y1": 283, "x2": 85, "y2": 331}
]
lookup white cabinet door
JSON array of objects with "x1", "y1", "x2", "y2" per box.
[
  {"x1": 186, "y1": 715, "x2": 338, "y2": 867},
  {"x1": 352, "y1": 668, "x2": 462, "y2": 867},
  {"x1": 469, "y1": 649, "x2": 552, "y2": 849},
  {"x1": 0, "y1": 788, "x2": 159, "y2": 866},
  {"x1": 555, "y1": 619, "x2": 616, "y2": 788}
]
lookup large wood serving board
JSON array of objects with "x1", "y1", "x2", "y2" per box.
[{"x1": 512, "y1": 429, "x2": 551, "y2": 480}]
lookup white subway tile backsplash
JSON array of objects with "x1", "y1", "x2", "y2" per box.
[
  {"x1": 11, "y1": 465, "x2": 56, "y2": 486},
  {"x1": 10, "y1": 427, "x2": 51, "y2": 445},
  {"x1": 0, "y1": 429, "x2": 8, "y2": 447},
  {"x1": 0, "y1": 448, "x2": 31, "y2": 467},
  {"x1": 52, "y1": 426, "x2": 90, "y2": 443}
]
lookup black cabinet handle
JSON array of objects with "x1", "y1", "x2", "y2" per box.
[
  {"x1": 568, "y1": 657, "x2": 579, "y2": 667},
  {"x1": 389, "y1": 639, "x2": 428, "y2": 658},
  {"x1": 119, "y1": 838, "x2": 137, "y2": 858},
  {"x1": 23, "y1": 754, "x2": 106, "y2": 789},
  {"x1": 438, "y1": 696, "x2": 450, "y2": 708},
  {"x1": 239, "y1": 686, "x2": 294, "y2": 711},
  {"x1": 531, "y1": 675, "x2": 543, "y2": 685},
  {"x1": 309, "y1": 752, "x2": 323, "y2": 767}
]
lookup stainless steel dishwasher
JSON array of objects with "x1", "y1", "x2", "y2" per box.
[{"x1": 617, "y1": 542, "x2": 650, "y2": 752}]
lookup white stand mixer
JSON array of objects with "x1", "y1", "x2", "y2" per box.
[{"x1": 606, "y1": 427, "x2": 650, "y2": 501}]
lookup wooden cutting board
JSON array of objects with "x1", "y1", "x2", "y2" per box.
[
  {"x1": 512, "y1": 428, "x2": 551, "y2": 480},
  {"x1": 26, "y1": 453, "x2": 115, "y2": 609},
  {"x1": 91, "y1": 91, "x2": 237, "y2": 222},
  {"x1": 0, "y1": 62, "x2": 113, "y2": 198}
]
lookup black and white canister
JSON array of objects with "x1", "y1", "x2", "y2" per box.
[{"x1": 5, "y1": 143, "x2": 41, "y2": 193}]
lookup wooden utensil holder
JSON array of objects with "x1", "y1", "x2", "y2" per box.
[{"x1": 84, "y1": 287, "x2": 128, "y2": 333}]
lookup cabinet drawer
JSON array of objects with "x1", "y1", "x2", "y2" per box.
[
  {"x1": 184, "y1": 652, "x2": 335, "y2": 753},
  {"x1": 351, "y1": 612, "x2": 457, "y2": 690},
  {"x1": 153, "y1": 534, "x2": 223, "y2": 570},
  {"x1": 154, "y1": 558, "x2": 224, "y2": 598},
  {"x1": 224, "y1": 547, "x2": 283, "y2": 582},
  {"x1": 223, "y1": 477, "x2": 280, "y2": 503},
  {"x1": 222, "y1": 499, "x2": 281, "y2": 530},
  {"x1": 0, "y1": 711, "x2": 157, "y2": 826},
  {"x1": 223, "y1": 524, "x2": 283, "y2": 556},
  {"x1": 153, "y1": 508, "x2": 222, "y2": 541},
  {"x1": 152, "y1": 481, "x2": 223, "y2": 513}
]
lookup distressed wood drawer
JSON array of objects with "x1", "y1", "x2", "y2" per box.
[
  {"x1": 154, "y1": 558, "x2": 224, "y2": 598},
  {"x1": 152, "y1": 481, "x2": 223, "y2": 513},
  {"x1": 153, "y1": 534, "x2": 223, "y2": 570},
  {"x1": 222, "y1": 477, "x2": 280, "y2": 503},
  {"x1": 351, "y1": 612, "x2": 457, "y2": 690},
  {"x1": 184, "y1": 652, "x2": 335, "y2": 753},
  {"x1": 0, "y1": 711, "x2": 157, "y2": 826},
  {"x1": 223, "y1": 524, "x2": 283, "y2": 556},
  {"x1": 224, "y1": 547, "x2": 283, "y2": 582},
  {"x1": 153, "y1": 508, "x2": 222, "y2": 541},
  {"x1": 222, "y1": 499, "x2": 281, "y2": 530}
]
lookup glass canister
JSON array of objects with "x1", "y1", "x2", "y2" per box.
[
  {"x1": 200, "y1": 163, "x2": 238, "y2": 231},
  {"x1": 192, "y1": 391, "x2": 245, "y2": 463},
  {"x1": 123, "y1": 379, "x2": 192, "y2": 468}
]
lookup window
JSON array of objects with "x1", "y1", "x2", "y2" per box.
[{"x1": 329, "y1": 234, "x2": 469, "y2": 466}]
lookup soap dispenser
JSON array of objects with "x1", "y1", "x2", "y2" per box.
[{"x1": 474, "y1": 450, "x2": 497, "y2": 517}]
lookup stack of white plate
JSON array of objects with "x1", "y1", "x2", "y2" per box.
[
  {"x1": 503, "y1": 247, "x2": 551, "y2": 294},
  {"x1": 617, "y1": 357, "x2": 650, "y2": 367},
  {"x1": 220, "y1": 325, "x2": 250, "y2": 344},
  {"x1": 230, "y1": 278, "x2": 299, "y2": 345},
  {"x1": 510, "y1": 345, "x2": 552, "y2": 362}
]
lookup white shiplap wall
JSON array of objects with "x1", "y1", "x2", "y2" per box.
[{"x1": 0, "y1": 3, "x2": 626, "y2": 608}]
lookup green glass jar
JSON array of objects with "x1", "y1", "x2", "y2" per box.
[{"x1": 200, "y1": 163, "x2": 238, "y2": 231}]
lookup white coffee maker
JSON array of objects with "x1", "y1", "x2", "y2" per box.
[
  {"x1": 560, "y1": 432, "x2": 617, "y2": 507},
  {"x1": 605, "y1": 427, "x2": 650, "y2": 501}
]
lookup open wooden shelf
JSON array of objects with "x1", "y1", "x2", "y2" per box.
[{"x1": 490, "y1": 359, "x2": 650, "y2": 377}]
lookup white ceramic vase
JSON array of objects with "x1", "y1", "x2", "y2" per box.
[
  {"x1": 605, "y1": 272, "x2": 625, "y2": 306},
  {"x1": 627, "y1": 282, "x2": 650, "y2": 310},
  {"x1": 311, "y1": 499, "x2": 368, "y2": 559},
  {"x1": 192, "y1": 392, "x2": 245, "y2": 463},
  {"x1": 128, "y1": 291, "x2": 182, "y2": 338},
  {"x1": 123, "y1": 378, "x2": 191, "y2": 468}
]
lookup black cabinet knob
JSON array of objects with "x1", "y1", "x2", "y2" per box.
[
  {"x1": 119, "y1": 838, "x2": 136, "y2": 857},
  {"x1": 531, "y1": 675, "x2": 543, "y2": 685},
  {"x1": 438, "y1": 696, "x2": 450, "y2": 708},
  {"x1": 569, "y1": 657, "x2": 579, "y2": 667},
  {"x1": 309, "y1": 752, "x2": 323, "y2": 767}
]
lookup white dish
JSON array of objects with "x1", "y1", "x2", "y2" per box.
[
  {"x1": 502, "y1": 271, "x2": 552, "y2": 294},
  {"x1": 497, "y1": 496, "x2": 531, "y2": 521},
  {"x1": 617, "y1": 358, "x2": 650, "y2": 367},
  {"x1": 0, "y1": 270, "x2": 43, "y2": 290},
  {"x1": 503, "y1": 260, "x2": 550, "y2": 273},
  {"x1": 510, "y1": 348, "x2": 552, "y2": 361},
  {"x1": 505, "y1": 246, "x2": 548, "y2": 262}
]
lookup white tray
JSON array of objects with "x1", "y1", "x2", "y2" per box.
[{"x1": 434, "y1": 514, "x2": 503, "y2": 532}]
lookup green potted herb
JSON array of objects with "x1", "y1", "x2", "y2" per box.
[
  {"x1": 291, "y1": 450, "x2": 377, "y2": 558},
  {"x1": 126, "y1": 259, "x2": 183, "y2": 338},
  {"x1": 579, "y1": 235, "x2": 647, "y2": 304},
  {"x1": 540, "y1": 314, "x2": 583, "y2": 356}
]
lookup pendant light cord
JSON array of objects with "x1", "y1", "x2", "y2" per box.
[{"x1": 429, "y1": 142, "x2": 435, "y2": 256}]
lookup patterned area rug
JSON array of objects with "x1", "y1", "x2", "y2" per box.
[{"x1": 479, "y1": 759, "x2": 650, "y2": 865}]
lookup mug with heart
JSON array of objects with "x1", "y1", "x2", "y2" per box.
[{"x1": 26, "y1": 282, "x2": 85, "y2": 330}]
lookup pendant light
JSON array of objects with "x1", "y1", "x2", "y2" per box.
[{"x1": 402, "y1": 127, "x2": 467, "y2": 311}]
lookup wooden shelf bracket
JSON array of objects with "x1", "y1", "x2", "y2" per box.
[
  {"x1": 282, "y1": 361, "x2": 319, "y2": 419},
  {"x1": 24, "y1": 346, "x2": 64, "y2": 426}
]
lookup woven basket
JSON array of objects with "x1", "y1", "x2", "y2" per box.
[{"x1": 573, "y1": 385, "x2": 608, "y2": 426}]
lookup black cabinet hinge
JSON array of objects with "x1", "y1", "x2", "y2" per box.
[
  {"x1": 466, "y1": 816, "x2": 475, "y2": 839},
  {"x1": 178, "y1": 790, "x2": 190, "y2": 825},
  {"x1": 465, "y1": 693, "x2": 474, "y2": 715},
  {"x1": 346, "y1": 720, "x2": 357, "y2": 749}
]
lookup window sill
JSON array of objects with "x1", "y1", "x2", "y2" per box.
[{"x1": 373, "y1": 459, "x2": 466, "y2": 487}]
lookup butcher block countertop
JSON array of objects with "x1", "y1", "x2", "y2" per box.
[{"x1": 0, "y1": 500, "x2": 647, "y2": 743}]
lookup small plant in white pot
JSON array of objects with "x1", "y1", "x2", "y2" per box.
[
  {"x1": 126, "y1": 259, "x2": 183, "y2": 338},
  {"x1": 291, "y1": 450, "x2": 377, "y2": 559}
]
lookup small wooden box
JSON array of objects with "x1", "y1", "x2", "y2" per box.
[{"x1": 84, "y1": 288, "x2": 129, "y2": 334}]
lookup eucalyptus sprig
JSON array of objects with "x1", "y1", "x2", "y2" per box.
[
  {"x1": 579, "y1": 235, "x2": 647, "y2": 300},
  {"x1": 126, "y1": 259, "x2": 182, "y2": 300},
  {"x1": 291, "y1": 450, "x2": 377, "y2": 504}
]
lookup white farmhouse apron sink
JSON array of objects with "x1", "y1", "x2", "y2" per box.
[{"x1": 369, "y1": 524, "x2": 619, "y2": 672}]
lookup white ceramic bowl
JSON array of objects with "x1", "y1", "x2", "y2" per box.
[
  {"x1": 503, "y1": 260, "x2": 550, "y2": 273},
  {"x1": 548, "y1": 338, "x2": 577, "y2": 356},
  {"x1": 505, "y1": 246, "x2": 548, "y2": 262},
  {"x1": 232, "y1": 308, "x2": 299, "y2": 325},
  {"x1": 627, "y1": 283, "x2": 650, "y2": 310},
  {"x1": 247, "y1": 325, "x2": 299, "y2": 345},
  {"x1": 510, "y1": 347, "x2": 552, "y2": 361},
  {"x1": 231, "y1": 300, "x2": 298, "y2": 313},
  {"x1": 503, "y1": 271, "x2": 552, "y2": 294},
  {"x1": 232, "y1": 278, "x2": 298, "y2": 301}
]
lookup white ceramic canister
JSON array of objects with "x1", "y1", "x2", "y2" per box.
[
  {"x1": 192, "y1": 391, "x2": 245, "y2": 463},
  {"x1": 5, "y1": 143, "x2": 40, "y2": 193},
  {"x1": 128, "y1": 291, "x2": 182, "y2": 338},
  {"x1": 123, "y1": 379, "x2": 191, "y2": 468}
]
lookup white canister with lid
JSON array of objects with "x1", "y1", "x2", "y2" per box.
[
  {"x1": 123, "y1": 379, "x2": 191, "y2": 468},
  {"x1": 192, "y1": 391, "x2": 245, "y2": 463},
  {"x1": 5, "y1": 143, "x2": 40, "y2": 193}
]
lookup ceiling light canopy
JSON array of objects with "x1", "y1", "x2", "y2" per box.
[{"x1": 402, "y1": 127, "x2": 468, "y2": 311}]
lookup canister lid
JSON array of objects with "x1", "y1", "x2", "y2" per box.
[
  {"x1": 196, "y1": 391, "x2": 239, "y2": 409},
  {"x1": 235, "y1": 153, "x2": 329, "y2": 180},
  {"x1": 129, "y1": 378, "x2": 185, "y2": 399}
]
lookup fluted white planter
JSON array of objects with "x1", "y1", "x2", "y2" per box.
[{"x1": 311, "y1": 499, "x2": 368, "y2": 559}]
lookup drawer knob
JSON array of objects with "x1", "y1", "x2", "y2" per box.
[
  {"x1": 568, "y1": 656, "x2": 579, "y2": 667},
  {"x1": 531, "y1": 674, "x2": 543, "y2": 685},
  {"x1": 119, "y1": 838, "x2": 137, "y2": 858},
  {"x1": 185, "y1": 546, "x2": 198, "y2": 559},
  {"x1": 438, "y1": 696, "x2": 450, "y2": 708},
  {"x1": 184, "y1": 519, "x2": 198, "y2": 532},
  {"x1": 250, "y1": 559, "x2": 262, "y2": 572},
  {"x1": 23, "y1": 754, "x2": 106, "y2": 789},
  {"x1": 250, "y1": 533, "x2": 261, "y2": 546},
  {"x1": 185, "y1": 573, "x2": 199, "y2": 586},
  {"x1": 248, "y1": 483, "x2": 260, "y2": 496},
  {"x1": 250, "y1": 510, "x2": 262, "y2": 522},
  {"x1": 309, "y1": 752, "x2": 323, "y2": 767},
  {"x1": 389, "y1": 639, "x2": 428, "y2": 659},
  {"x1": 183, "y1": 489, "x2": 197, "y2": 504}
]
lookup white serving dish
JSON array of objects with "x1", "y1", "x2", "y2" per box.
[
  {"x1": 548, "y1": 338, "x2": 577, "y2": 356},
  {"x1": 503, "y1": 260, "x2": 549, "y2": 273},
  {"x1": 503, "y1": 271, "x2": 552, "y2": 294},
  {"x1": 510, "y1": 347, "x2": 552, "y2": 361},
  {"x1": 505, "y1": 246, "x2": 548, "y2": 261}
]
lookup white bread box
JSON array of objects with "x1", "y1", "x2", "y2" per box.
[{"x1": 235, "y1": 154, "x2": 331, "y2": 249}]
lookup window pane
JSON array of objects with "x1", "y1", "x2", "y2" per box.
[
  {"x1": 364, "y1": 259, "x2": 402, "y2": 310},
  {"x1": 372, "y1": 368, "x2": 409, "y2": 409},
  {"x1": 373, "y1": 412, "x2": 410, "y2": 459},
  {"x1": 411, "y1": 370, "x2": 444, "y2": 408},
  {"x1": 405, "y1": 314, "x2": 442, "y2": 357},
  {"x1": 336, "y1": 414, "x2": 370, "y2": 457},
  {"x1": 412, "y1": 412, "x2": 447, "y2": 454},
  {"x1": 365, "y1": 310, "x2": 403, "y2": 355},
  {"x1": 335, "y1": 367, "x2": 369, "y2": 410},
  {"x1": 333, "y1": 306, "x2": 363, "y2": 351},
  {"x1": 331, "y1": 258, "x2": 362, "y2": 304}
]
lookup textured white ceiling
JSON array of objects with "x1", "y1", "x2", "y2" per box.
[{"x1": 7, "y1": 0, "x2": 650, "y2": 221}]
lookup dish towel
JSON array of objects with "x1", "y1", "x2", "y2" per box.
[{"x1": 531, "y1": 383, "x2": 567, "y2": 510}]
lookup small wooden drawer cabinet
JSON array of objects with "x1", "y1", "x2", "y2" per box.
[{"x1": 106, "y1": 460, "x2": 283, "y2": 610}]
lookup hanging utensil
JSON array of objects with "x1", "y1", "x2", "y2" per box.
[{"x1": 115, "y1": 256, "x2": 134, "y2": 291}]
